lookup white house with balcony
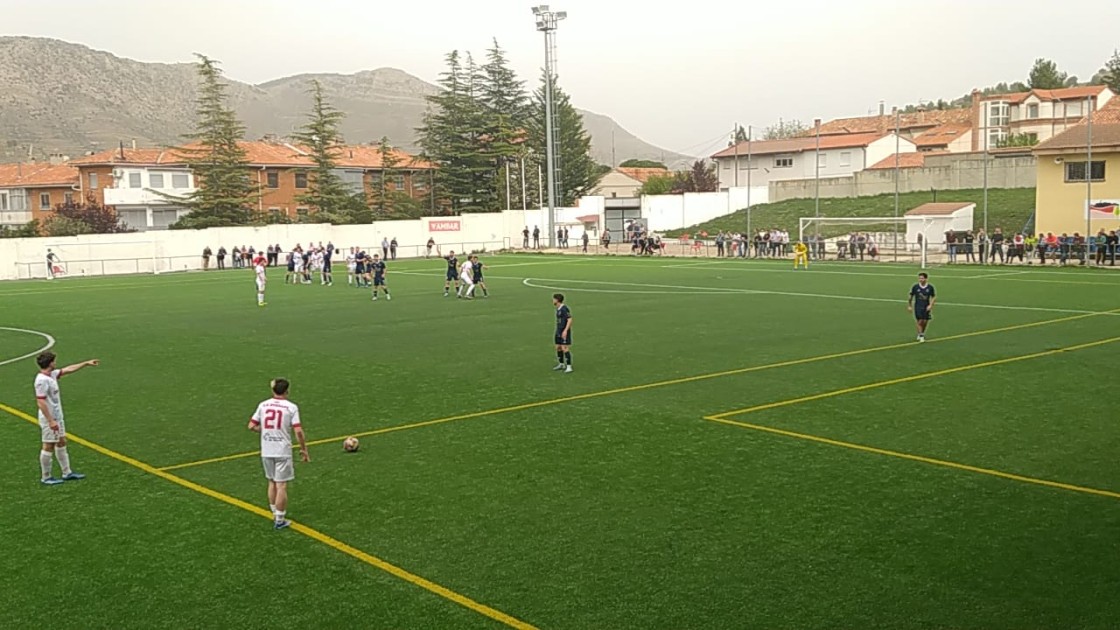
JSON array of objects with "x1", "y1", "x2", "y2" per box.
[
  {"x1": 972, "y1": 86, "x2": 1115, "y2": 150},
  {"x1": 711, "y1": 132, "x2": 916, "y2": 190},
  {"x1": 104, "y1": 167, "x2": 196, "y2": 230}
]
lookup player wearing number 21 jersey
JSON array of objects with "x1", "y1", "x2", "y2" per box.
[{"x1": 248, "y1": 378, "x2": 308, "y2": 530}]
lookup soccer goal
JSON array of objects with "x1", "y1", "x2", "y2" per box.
[
  {"x1": 798, "y1": 216, "x2": 917, "y2": 263},
  {"x1": 25, "y1": 240, "x2": 167, "y2": 279}
]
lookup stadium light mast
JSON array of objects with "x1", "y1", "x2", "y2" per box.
[{"x1": 533, "y1": 5, "x2": 566, "y2": 249}]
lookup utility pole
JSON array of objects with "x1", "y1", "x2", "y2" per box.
[{"x1": 532, "y1": 5, "x2": 567, "y2": 248}]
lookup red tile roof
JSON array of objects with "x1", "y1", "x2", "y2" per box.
[
  {"x1": 616, "y1": 166, "x2": 670, "y2": 183},
  {"x1": 866, "y1": 152, "x2": 931, "y2": 170},
  {"x1": 0, "y1": 162, "x2": 80, "y2": 188},
  {"x1": 69, "y1": 141, "x2": 432, "y2": 170},
  {"x1": 905, "y1": 202, "x2": 975, "y2": 216},
  {"x1": 913, "y1": 124, "x2": 970, "y2": 148},
  {"x1": 980, "y1": 85, "x2": 1111, "y2": 104},
  {"x1": 712, "y1": 132, "x2": 890, "y2": 158},
  {"x1": 813, "y1": 109, "x2": 970, "y2": 136},
  {"x1": 1034, "y1": 98, "x2": 1120, "y2": 152}
]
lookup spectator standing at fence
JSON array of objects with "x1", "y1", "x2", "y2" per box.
[
  {"x1": 1108, "y1": 231, "x2": 1119, "y2": 266},
  {"x1": 989, "y1": 228, "x2": 1004, "y2": 263},
  {"x1": 522, "y1": 226, "x2": 530, "y2": 248},
  {"x1": 601, "y1": 230, "x2": 611, "y2": 250},
  {"x1": 266, "y1": 245, "x2": 274, "y2": 267},
  {"x1": 390, "y1": 237, "x2": 398, "y2": 260},
  {"x1": 533, "y1": 226, "x2": 540, "y2": 249},
  {"x1": 217, "y1": 246, "x2": 227, "y2": 270},
  {"x1": 964, "y1": 231, "x2": 976, "y2": 263},
  {"x1": 202, "y1": 246, "x2": 212, "y2": 270},
  {"x1": 232, "y1": 246, "x2": 241, "y2": 268}
]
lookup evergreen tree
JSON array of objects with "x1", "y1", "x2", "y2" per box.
[
  {"x1": 169, "y1": 55, "x2": 256, "y2": 229},
  {"x1": 417, "y1": 51, "x2": 491, "y2": 213},
  {"x1": 291, "y1": 80, "x2": 368, "y2": 223},
  {"x1": 480, "y1": 39, "x2": 530, "y2": 211},
  {"x1": 529, "y1": 71, "x2": 601, "y2": 207},
  {"x1": 1101, "y1": 50, "x2": 1120, "y2": 94},
  {"x1": 1028, "y1": 58, "x2": 1068, "y2": 89},
  {"x1": 370, "y1": 137, "x2": 423, "y2": 219}
]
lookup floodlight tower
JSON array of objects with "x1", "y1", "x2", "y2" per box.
[{"x1": 532, "y1": 5, "x2": 566, "y2": 248}]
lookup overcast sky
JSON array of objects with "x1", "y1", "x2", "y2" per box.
[{"x1": 6, "y1": 0, "x2": 1120, "y2": 156}]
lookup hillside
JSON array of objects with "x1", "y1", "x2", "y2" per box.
[
  {"x1": 668, "y1": 188, "x2": 1038, "y2": 238},
  {"x1": 0, "y1": 37, "x2": 691, "y2": 167}
]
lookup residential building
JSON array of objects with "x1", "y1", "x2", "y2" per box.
[
  {"x1": 1032, "y1": 99, "x2": 1120, "y2": 236},
  {"x1": 972, "y1": 86, "x2": 1115, "y2": 151},
  {"x1": 912, "y1": 124, "x2": 973, "y2": 153},
  {"x1": 593, "y1": 166, "x2": 670, "y2": 198},
  {"x1": 0, "y1": 161, "x2": 80, "y2": 227},
  {"x1": 816, "y1": 107, "x2": 971, "y2": 139},
  {"x1": 69, "y1": 140, "x2": 434, "y2": 230},
  {"x1": 711, "y1": 132, "x2": 916, "y2": 190}
]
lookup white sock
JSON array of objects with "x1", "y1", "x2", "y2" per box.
[
  {"x1": 275, "y1": 510, "x2": 286, "y2": 522},
  {"x1": 257, "y1": 292, "x2": 264, "y2": 303},
  {"x1": 466, "y1": 284, "x2": 476, "y2": 296},
  {"x1": 55, "y1": 446, "x2": 72, "y2": 476},
  {"x1": 269, "y1": 504, "x2": 277, "y2": 515},
  {"x1": 40, "y1": 450, "x2": 53, "y2": 479}
]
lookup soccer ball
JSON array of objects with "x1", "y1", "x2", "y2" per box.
[{"x1": 342, "y1": 436, "x2": 360, "y2": 453}]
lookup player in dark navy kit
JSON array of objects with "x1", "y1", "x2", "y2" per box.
[
  {"x1": 470, "y1": 255, "x2": 489, "y2": 298},
  {"x1": 370, "y1": 254, "x2": 390, "y2": 301},
  {"x1": 908, "y1": 272, "x2": 936, "y2": 342},
  {"x1": 443, "y1": 251, "x2": 459, "y2": 297},
  {"x1": 321, "y1": 246, "x2": 333, "y2": 286},
  {"x1": 354, "y1": 250, "x2": 368, "y2": 288},
  {"x1": 552, "y1": 293, "x2": 573, "y2": 373}
]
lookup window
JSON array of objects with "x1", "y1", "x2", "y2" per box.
[
  {"x1": 722, "y1": 162, "x2": 731, "y2": 170},
  {"x1": 0, "y1": 192, "x2": 7, "y2": 211},
  {"x1": 268, "y1": 207, "x2": 281, "y2": 214},
  {"x1": 9, "y1": 189, "x2": 26, "y2": 211},
  {"x1": 128, "y1": 172, "x2": 142, "y2": 188},
  {"x1": 817, "y1": 153, "x2": 828, "y2": 169},
  {"x1": 1065, "y1": 161, "x2": 1105, "y2": 182},
  {"x1": 987, "y1": 128, "x2": 1007, "y2": 149},
  {"x1": 296, "y1": 207, "x2": 309, "y2": 218},
  {"x1": 64, "y1": 192, "x2": 74, "y2": 204},
  {"x1": 40, "y1": 192, "x2": 51, "y2": 209},
  {"x1": 988, "y1": 102, "x2": 1010, "y2": 127},
  {"x1": 149, "y1": 173, "x2": 165, "y2": 189},
  {"x1": 1027, "y1": 104, "x2": 1039, "y2": 119},
  {"x1": 775, "y1": 157, "x2": 794, "y2": 168},
  {"x1": 88, "y1": 172, "x2": 99, "y2": 189},
  {"x1": 1065, "y1": 100, "x2": 1084, "y2": 117},
  {"x1": 266, "y1": 171, "x2": 279, "y2": 188},
  {"x1": 393, "y1": 175, "x2": 405, "y2": 189},
  {"x1": 337, "y1": 170, "x2": 364, "y2": 193},
  {"x1": 294, "y1": 172, "x2": 308, "y2": 188},
  {"x1": 172, "y1": 172, "x2": 189, "y2": 189},
  {"x1": 412, "y1": 175, "x2": 427, "y2": 191},
  {"x1": 839, "y1": 152, "x2": 852, "y2": 168}
]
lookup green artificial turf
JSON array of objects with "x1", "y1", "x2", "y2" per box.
[
  {"x1": 2, "y1": 253, "x2": 1118, "y2": 629},
  {"x1": 668, "y1": 187, "x2": 1037, "y2": 238}
]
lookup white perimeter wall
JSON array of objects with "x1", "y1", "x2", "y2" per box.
[
  {"x1": 642, "y1": 186, "x2": 768, "y2": 232},
  {"x1": 2, "y1": 210, "x2": 531, "y2": 280}
]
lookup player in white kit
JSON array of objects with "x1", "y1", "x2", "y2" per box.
[
  {"x1": 254, "y1": 255, "x2": 267, "y2": 306},
  {"x1": 458, "y1": 257, "x2": 476, "y2": 299},
  {"x1": 34, "y1": 351, "x2": 99, "y2": 485},
  {"x1": 248, "y1": 378, "x2": 309, "y2": 530}
]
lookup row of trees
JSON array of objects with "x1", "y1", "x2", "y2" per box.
[
  {"x1": 416, "y1": 41, "x2": 600, "y2": 214},
  {"x1": 637, "y1": 161, "x2": 719, "y2": 196}
]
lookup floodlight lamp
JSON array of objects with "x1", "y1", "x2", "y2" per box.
[{"x1": 556, "y1": 11, "x2": 567, "y2": 19}]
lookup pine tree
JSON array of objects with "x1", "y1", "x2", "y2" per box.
[
  {"x1": 417, "y1": 51, "x2": 491, "y2": 213},
  {"x1": 169, "y1": 55, "x2": 256, "y2": 229},
  {"x1": 291, "y1": 80, "x2": 367, "y2": 223},
  {"x1": 370, "y1": 136, "x2": 423, "y2": 219},
  {"x1": 1102, "y1": 50, "x2": 1120, "y2": 94},
  {"x1": 480, "y1": 40, "x2": 530, "y2": 211},
  {"x1": 529, "y1": 71, "x2": 600, "y2": 207},
  {"x1": 1028, "y1": 58, "x2": 1068, "y2": 90}
]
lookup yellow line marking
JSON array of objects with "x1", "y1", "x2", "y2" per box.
[
  {"x1": 157, "y1": 308, "x2": 1120, "y2": 472},
  {"x1": 708, "y1": 336, "x2": 1120, "y2": 421},
  {"x1": 0, "y1": 402, "x2": 536, "y2": 630},
  {"x1": 702, "y1": 416, "x2": 1120, "y2": 501}
]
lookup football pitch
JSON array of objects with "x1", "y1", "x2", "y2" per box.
[{"x1": 2, "y1": 253, "x2": 1120, "y2": 629}]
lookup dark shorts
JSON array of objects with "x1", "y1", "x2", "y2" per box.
[
  {"x1": 287, "y1": 262, "x2": 295, "y2": 272},
  {"x1": 446, "y1": 270, "x2": 457, "y2": 281},
  {"x1": 555, "y1": 332, "x2": 572, "y2": 346},
  {"x1": 473, "y1": 274, "x2": 483, "y2": 283},
  {"x1": 323, "y1": 259, "x2": 332, "y2": 271},
  {"x1": 374, "y1": 276, "x2": 386, "y2": 286},
  {"x1": 914, "y1": 308, "x2": 932, "y2": 321}
]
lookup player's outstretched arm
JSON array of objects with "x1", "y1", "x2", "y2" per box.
[
  {"x1": 59, "y1": 359, "x2": 99, "y2": 376},
  {"x1": 247, "y1": 419, "x2": 261, "y2": 433},
  {"x1": 294, "y1": 426, "x2": 309, "y2": 462}
]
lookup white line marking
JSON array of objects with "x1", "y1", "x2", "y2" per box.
[
  {"x1": 521, "y1": 278, "x2": 736, "y2": 295},
  {"x1": 0, "y1": 327, "x2": 56, "y2": 367},
  {"x1": 516, "y1": 277, "x2": 1119, "y2": 316},
  {"x1": 968, "y1": 270, "x2": 1033, "y2": 279}
]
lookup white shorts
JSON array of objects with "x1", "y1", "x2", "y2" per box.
[
  {"x1": 39, "y1": 417, "x2": 65, "y2": 443},
  {"x1": 460, "y1": 274, "x2": 474, "y2": 285},
  {"x1": 262, "y1": 456, "x2": 294, "y2": 482},
  {"x1": 256, "y1": 279, "x2": 266, "y2": 291},
  {"x1": 347, "y1": 263, "x2": 356, "y2": 273}
]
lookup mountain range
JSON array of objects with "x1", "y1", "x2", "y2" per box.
[{"x1": 0, "y1": 37, "x2": 692, "y2": 168}]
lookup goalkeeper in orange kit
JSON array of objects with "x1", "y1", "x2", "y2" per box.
[{"x1": 793, "y1": 241, "x2": 809, "y2": 269}]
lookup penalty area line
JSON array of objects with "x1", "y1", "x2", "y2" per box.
[{"x1": 0, "y1": 402, "x2": 538, "y2": 630}]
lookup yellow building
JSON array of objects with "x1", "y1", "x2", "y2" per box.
[{"x1": 1034, "y1": 104, "x2": 1120, "y2": 236}]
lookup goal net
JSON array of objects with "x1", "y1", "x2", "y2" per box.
[
  {"x1": 25, "y1": 241, "x2": 178, "y2": 279},
  {"x1": 798, "y1": 216, "x2": 920, "y2": 264}
]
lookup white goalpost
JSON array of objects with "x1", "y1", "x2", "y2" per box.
[
  {"x1": 798, "y1": 216, "x2": 915, "y2": 264},
  {"x1": 31, "y1": 241, "x2": 165, "y2": 279}
]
